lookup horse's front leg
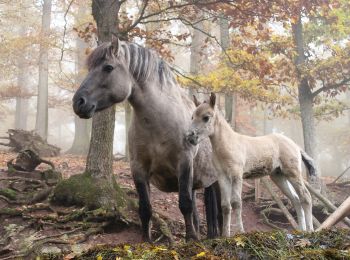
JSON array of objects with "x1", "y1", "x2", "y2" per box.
[
  {"x1": 132, "y1": 167, "x2": 152, "y2": 242},
  {"x1": 231, "y1": 176, "x2": 244, "y2": 233},
  {"x1": 178, "y1": 158, "x2": 198, "y2": 241},
  {"x1": 218, "y1": 175, "x2": 232, "y2": 237}
]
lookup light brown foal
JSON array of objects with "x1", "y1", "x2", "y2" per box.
[{"x1": 186, "y1": 93, "x2": 315, "y2": 236}]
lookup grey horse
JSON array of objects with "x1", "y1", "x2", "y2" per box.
[{"x1": 72, "y1": 37, "x2": 221, "y2": 241}]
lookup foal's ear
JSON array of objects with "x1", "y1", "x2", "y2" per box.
[
  {"x1": 109, "y1": 35, "x2": 121, "y2": 57},
  {"x1": 193, "y1": 95, "x2": 201, "y2": 107},
  {"x1": 209, "y1": 92, "x2": 216, "y2": 108}
]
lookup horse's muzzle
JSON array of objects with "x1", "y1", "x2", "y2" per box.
[
  {"x1": 186, "y1": 130, "x2": 199, "y2": 146},
  {"x1": 72, "y1": 95, "x2": 96, "y2": 119}
]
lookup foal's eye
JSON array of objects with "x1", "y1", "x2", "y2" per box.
[
  {"x1": 103, "y1": 65, "x2": 114, "y2": 72},
  {"x1": 203, "y1": 116, "x2": 210, "y2": 122}
]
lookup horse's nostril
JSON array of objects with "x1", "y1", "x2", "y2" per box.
[{"x1": 78, "y1": 97, "x2": 86, "y2": 107}]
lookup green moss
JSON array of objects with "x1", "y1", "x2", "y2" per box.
[
  {"x1": 51, "y1": 172, "x2": 127, "y2": 210},
  {"x1": 75, "y1": 229, "x2": 350, "y2": 260},
  {"x1": 0, "y1": 188, "x2": 17, "y2": 200}
]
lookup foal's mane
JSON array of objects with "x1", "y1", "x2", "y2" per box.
[{"x1": 87, "y1": 41, "x2": 175, "y2": 86}]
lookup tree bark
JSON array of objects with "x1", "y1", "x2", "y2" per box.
[
  {"x1": 68, "y1": 4, "x2": 91, "y2": 155},
  {"x1": 292, "y1": 14, "x2": 317, "y2": 178},
  {"x1": 219, "y1": 16, "x2": 236, "y2": 128},
  {"x1": 15, "y1": 50, "x2": 28, "y2": 130},
  {"x1": 35, "y1": 0, "x2": 52, "y2": 140},
  {"x1": 189, "y1": 17, "x2": 205, "y2": 96}
]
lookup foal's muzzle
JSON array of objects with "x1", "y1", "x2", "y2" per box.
[
  {"x1": 186, "y1": 130, "x2": 199, "y2": 146},
  {"x1": 72, "y1": 94, "x2": 96, "y2": 119}
]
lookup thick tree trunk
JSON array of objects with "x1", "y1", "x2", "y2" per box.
[
  {"x1": 86, "y1": 0, "x2": 121, "y2": 208},
  {"x1": 292, "y1": 15, "x2": 317, "y2": 174},
  {"x1": 15, "y1": 58, "x2": 28, "y2": 130},
  {"x1": 347, "y1": 89, "x2": 350, "y2": 124},
  {"x1": 68, "y1": 5, "x2": 91, "y2": 155},
  {"x1": 219, "y1": 16, "x2": 236, "y2": 128},
  {"x1": 68, "y1": 115, "x2": 91, "y2": 154},
  {"x1": 35, "y1": 0, "x2": 52, "y2": 140},
  {"x1": 189, "y1": 18, "x2": 205, "y2": 96},
  {"x1": 54, "y1": 0, "x2": 126, "y2": 211},
  {"x1": 124, "y1": 102, "x2": 131, "y2": 161}
]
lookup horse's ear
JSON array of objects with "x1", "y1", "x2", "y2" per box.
[
  {"x1": 209, "y1": 92, "x2": 216, "y2": 108},
  {"x1": 193, "y1": 95, "x2": 201, "y2": 107},
  {"x1": 110, "y1": 35, "x2": 121, "y2": 57}
]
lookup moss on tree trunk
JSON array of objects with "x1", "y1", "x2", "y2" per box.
[{"x1": 51, "y1": 172, "x2": 127, "y2": 211}]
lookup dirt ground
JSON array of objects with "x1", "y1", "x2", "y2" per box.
[{"x1": 0, "y1": 151, "x2": 349, "y2": 258}]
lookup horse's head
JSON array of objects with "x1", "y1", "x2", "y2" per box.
[
  {"x1": 186, "y1": 92, "x2": 217, "y2": 146},
  {"x1": 73, "y1": 37, "x2": 133, "y2": 119}
]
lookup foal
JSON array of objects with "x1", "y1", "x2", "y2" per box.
[{"x1": 187, "y1": 93, "x2": 315, "y2": 236}]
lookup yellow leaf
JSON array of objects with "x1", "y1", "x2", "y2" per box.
[
  {"x1": 196, "y1": 251, "x2": 206, "y2": 257},
  {"x1": 234, "y1": 236, "x2": 246, "y2": 247},
  {"x1": 96, "y1": 255, "x2": 103, "y2": 260}
]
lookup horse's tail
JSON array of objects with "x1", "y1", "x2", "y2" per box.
[
  {"x1": 204, "y1": 181, "x2": 222, "y2": 238},
  {"x1": 300, "y1": 150, "x2": 317, "y2": 177}
]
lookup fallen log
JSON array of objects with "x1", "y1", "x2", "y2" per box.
[
  {"x1": 261, "y1": 178, "x2": 299, "y2": 230},
  {"x1": 305, "y1": 182, "x2": 350, "y2": 228},
  {"x1": 0, "y1": 129, "x2": 60, "y2": 157},
  {"x1": 317, "y1": 196, "x2": 350, "y2": 231}
]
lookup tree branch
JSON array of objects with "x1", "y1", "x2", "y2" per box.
[{"x1": 312, "y1": 77, "x2": 350, "y2": 98}]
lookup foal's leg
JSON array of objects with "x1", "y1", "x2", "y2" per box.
[
  {"x1": 287, "y1": 175, "x2": 314, "y2": 231},
  {"x1": 218, "y1": 175, "x2": 232, "y2": 237},
  {"x1": 231, "y1": 176, "x2": 244, "y2": 233},
  {"x1": 270, "y1": 173, "x2": 306, "y2": 231},
  {"x1": 192, "y1": 190, "x2": 200, "y2": 234},
  {"x1": 178, "y1": 158, "x2": 198, "y2": 241},
  {"x1": 133, "y1": 173, "x2": 152, "y2": 242}
]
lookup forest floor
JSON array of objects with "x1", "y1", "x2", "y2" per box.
[{"x1": 0, "y1": 151, "x2": 349, "y2": 259}]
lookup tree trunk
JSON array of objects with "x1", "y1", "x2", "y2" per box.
[
  {"x1": 189, "y1": 18, "x2": 205, "y2": 96},
  {"x1": 85, "y1": 0, "x2": 121, "y2": 209},
  {"x1": 68, "y1": 115, "x2": 91, "y2": 155},
  {"x1": 68, "y1": 4, "x2": 91, "y2": 155},
  {"x1": 35, "y1": 0, "x2": 52, "y2": 140},
  {"x1": 15, "y1": 46, "x2": 28, "y2": 130},
  {"x1": 124, "y1": 102, "x2": 132, "y2": 161},
  {"x1": 53, "y1": 0, "x2": 126, "y2": 211},
  {"x1": 219, "y1": 16, "x2": 236, "y2": 128},
  {"x1": 347, "y1": 89, "x2": 350, "y2": 125},
  {"x1": 292, "y1": 14, "x2": 317, "y2": 176}
]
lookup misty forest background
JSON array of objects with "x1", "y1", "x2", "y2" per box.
[{"x1": 0, "y1": 0, "x2": 350, "y2": 178}]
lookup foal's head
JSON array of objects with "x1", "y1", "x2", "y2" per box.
[
  {"x1": 73, "y1": 37, "x2": 133, "y2": 119},
  {"x1": 186, "y1": 93, "x2": 217, "y2": 145}
]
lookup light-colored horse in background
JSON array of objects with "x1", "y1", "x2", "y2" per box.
[{"x1": 186, "y1": 93, "x2": 316, "y2": 236}]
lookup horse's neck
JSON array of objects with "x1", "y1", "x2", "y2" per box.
[
  {"x1": 129, "y1": 79, "x2": 192, "y2": 133},
  {"x1": 210, "y1": 111, "x2": 239, "y2": 147}
]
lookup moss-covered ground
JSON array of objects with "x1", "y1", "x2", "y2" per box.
[{"x1": 74, "y1": 229, "x2": 350, "y2": 260}]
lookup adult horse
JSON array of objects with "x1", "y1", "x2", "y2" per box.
[{"x1": 72, "y1": 37, "x2": 220, "y2": 241}]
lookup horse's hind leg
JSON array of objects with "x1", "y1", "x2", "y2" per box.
[
  {"x1": 192, "y1": 190, "x2": 200, "y2": 234},
  {"x1": 133, "y1": 170, "x2": 152, "y2": 242},
  {"x1": 286, "y1": 175, "x2": 314, "y2": 231},
  {"x1": 270, "y1": 172, "x2": 307, "y2": 231}
]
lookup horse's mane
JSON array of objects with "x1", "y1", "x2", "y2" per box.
[{"x1": 87, "y1": 41, "x2": 175, "y2": 86}]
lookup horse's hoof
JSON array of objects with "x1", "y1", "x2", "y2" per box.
[{"x1": 142, "y1": 236, "x2": 153, "y2": 244}]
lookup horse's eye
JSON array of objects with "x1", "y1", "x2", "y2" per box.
[
  {"x1": 103, "y1": 65, "x2": 114, "y2": 72},
  {"x1": 203, "y1": 116, "x2": 210, "y2": 122}
]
